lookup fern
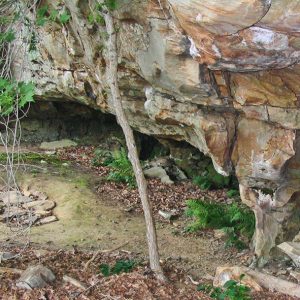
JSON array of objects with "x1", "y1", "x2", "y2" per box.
[
  {"x1": 186, "y1": 199, "x2": 255, "y2": 249},
  {"x1": 193, "y1": 164, "x2": 233, "y2": 190},
  {"x1": 107, "y1": 148, "x2": 136, "y2": 188},
  {"x1": 186, "y1": 200, "x2": 227, "y2": 231},
  {"x1": 100, "y1": 259, "x2": 135, "y2": 277}
]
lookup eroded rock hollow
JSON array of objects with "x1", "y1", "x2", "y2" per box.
[{"x1": 17, "y1": 0, "x2": 300, "y2": 264}]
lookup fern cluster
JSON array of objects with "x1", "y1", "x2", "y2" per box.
[
  {"x1": 186, "y1": 199, "x2": 255, "y2": 249},
  {"x1": 100, "y1": 259, "x2": 135, "y2": 277},
  {"x1": 107, "y1": 148, "x2": 136, "y2": 188}
]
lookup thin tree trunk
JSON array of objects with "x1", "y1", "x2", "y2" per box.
[{"x1": 103, "y1": 11, "x2": 166, "y2": 281}]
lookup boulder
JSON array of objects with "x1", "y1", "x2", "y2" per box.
[
  {"x1": 214, "y1": 265, "x2": 300, "y2": 298},
  {"x1": 0, "y1": 252, "x2": 15, "y2": 261},
  {"x1": 214, "y1": 266, "x2": 263, "y2": 292},
  {"x1": 40, "y1": 139, "x2": 77, "y2": 150},
  {"x1": 0, "y1": 191, "x2": 32, "y2": 205},
  {"x1": 278, "y1": 242, "x2": 300, "y2": 267},
  {"x1": 36, "y1": 215, "x2": 58, "y2": 225},
  {"x1": 16, "y1": 265, "x2": 55, "y2": 289},
  {"x1": 23, "y1": 200, "x2": 55, "y2": 211},
  {"x1": 144, "y1": 166, "x2": 174, "y2": 184}
]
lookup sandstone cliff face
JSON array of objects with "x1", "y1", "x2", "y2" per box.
[{"x1": 17, "y1": 0, "x2": 300, "y2": 264}]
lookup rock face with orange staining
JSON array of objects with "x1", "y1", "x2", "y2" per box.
[{"x1": 16, "y1": 0, "x2": 300, "y2": 265}]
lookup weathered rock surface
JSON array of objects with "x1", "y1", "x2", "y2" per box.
[
  {"x1": 214, "y1": 265, "x2": 300, "y2": 298},
  {"x1": 16, "y1": 265, "x2": 55, "y2": 290},
  {"x1": 0, "y1": 191, "x2": 32, "y2": 205},
  {"x1": 144, "y1": 166, "x2": 174, "y2": 184},
  {"x1": 40, "y1": 139, "x2": 77, "y2": 150},
  {"x1": 0, "y1": 189, "x2": 57, "y2": 227},
  {"x1": 278, "y1": 242, "x2": 300, "y2": 267},
  {"x1": 14, "y1": 0, "x2": 300, "y2": 261}
]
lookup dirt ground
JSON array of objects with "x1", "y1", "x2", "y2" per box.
[
  {"x1": 0, "y1": 166, "x2": 239, "y2": 277},
  {"x1": 0, "y1": 158, "x2": 297, "y2": 299}
]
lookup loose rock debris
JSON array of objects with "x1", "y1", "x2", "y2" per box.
[{"x1": 0, "y1": 190, "x2": 57, "y2": 227}]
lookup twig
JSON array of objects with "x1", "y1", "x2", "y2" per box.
[
  {"x1": 187, "y1": 275, "x2": 199, "y2": 285},
  {"x1": 83, "y1": 241, "x2": 129, "y2": 271},
  {"x1": 63, "y1": 275, "x2": 88, "y2": 290},
  {"x1": 0, "y1": 266, "x2": 23, "y2": 274}
]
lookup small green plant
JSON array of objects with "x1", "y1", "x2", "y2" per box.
[
  {"x1": 227, "y1": 189, "x2": 240, "y2": 198},
  {"x1": 0, "y1": 29, "x2": 15, "y2": 43},
  {"x1": 100, "y1": 259, "x2": 135, "y2": 277},
  {"x1": 91, "y1": 149, "x2": 113, "y2": 167},
  {"x1": 36, "y1": 5, "x2": 71, "y2": 26},
  {"x1": 107, "y1": 148, "x2": 136, "y2": 188},
  {"x1": 87, "y1": 0, "x2": 118, "y2": 25},
  {"x1": 186, "y1": 199, "x2": 255, "y2": 249},
  {"x1": 193, "y1": 164, "x2": 231, "y2": 190},
  {"x1": 197, "y1": 275, "x2": 251, "y2": 300},
  {"x1": 0, "y1": 78, "x2": 34, "y2": 116}
]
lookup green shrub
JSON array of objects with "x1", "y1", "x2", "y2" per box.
[
  {"x1": 186, "y1": 199, "x2": 255, "y2": 250},
  {"x1": 107, "y1": 148, "x2": 136, "y2": 188},
  {"x1": 100, "y1": 259, "x2": 135, "y2": 277},
  {"x1": 197, "y1": 275, "x2": 251, "y2": 300}
]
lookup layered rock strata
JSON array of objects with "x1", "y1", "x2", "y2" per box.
[{"x1": 16, "y1": 0, "x2": 300, "y2": 264}]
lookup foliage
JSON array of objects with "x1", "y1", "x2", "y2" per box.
[
  {"x1": 107, "y1": 148, "x2": 136, "y2": 188},
  {"x1": 87, "y1": 0, "x2": 118, "y2": 26},
  {"x1": 185, "y1": 199, "x2": 255, "y2": 249},
  {"x1": 193, "y1": 164, "x2": 231, "y2": 190},
  {"x1": 227, "y1": 189, "x2": 240, "y2": 198},
  {"x1": 100, "y1": 259, "x2": 135, "y2": 277},
  {"x1": 36, "y1": 5, "x2": 71, "y2": 26},
  {"x1": 91, "y1": 148, "x2": 113, "y2": 167},
  {"x1": 0, "y1": 29, "x2": 15, "y2": 43},
  {"x1": 197, "y1": 275, "x2": 251, "y2": 300},
  {"x1": 0, "y1": 78, "x2": 35, "y2": 116}
]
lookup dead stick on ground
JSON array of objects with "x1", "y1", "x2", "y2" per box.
[
  {"x1": 187, "y1": 275, "x2": 199, "y2": 285},
  {"x1": 84, "y1": 241, "x2": 129, "y2": 271},
  {"x1": 0, "y1": 267, "x2": 23, "y2": 274},
  {"x1": 63, "y1": 275, "x2": 88, "y2": 290}
]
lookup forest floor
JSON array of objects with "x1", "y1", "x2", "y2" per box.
[{"x1": 0, "y1": 146, "x2": 298, "y2": 299}]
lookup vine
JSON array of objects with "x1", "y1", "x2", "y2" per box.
[{"x1": 0, "y1": 0, "x2": 38, "y2": 247}]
